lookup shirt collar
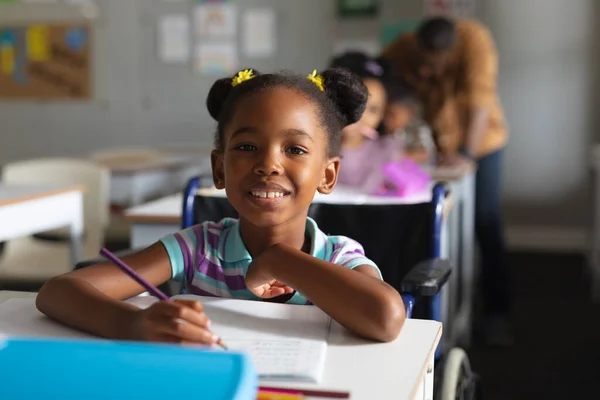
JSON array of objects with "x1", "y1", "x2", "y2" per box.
[{"x1": 219, "y1": 217, "x2": 327, "y2": 262}]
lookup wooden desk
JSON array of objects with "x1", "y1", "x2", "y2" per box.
[
  {"x1": 0, "y1": 291, "x2": 442, "y2": 400},
  {"x1": 0, "y1": 184, "x2": 84, "y2": 265}
]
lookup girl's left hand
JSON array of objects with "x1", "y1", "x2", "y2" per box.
[{"x1": 246, "y1": 250, "x2": 294, "y2": 299}]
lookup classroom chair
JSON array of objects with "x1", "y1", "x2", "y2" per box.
[{"x1": 0, "y1": 158, "x2": 109, "y2": 288}]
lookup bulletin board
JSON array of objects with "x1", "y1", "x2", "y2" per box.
[{"x1": 0, "y1": 22, "x2": 92, "y2": 100}]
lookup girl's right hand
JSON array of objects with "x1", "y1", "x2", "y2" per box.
[{"x1": 131, "y1": 299, "x2": 218, "y2": 346}]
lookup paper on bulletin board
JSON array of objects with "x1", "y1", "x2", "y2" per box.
[
  {"x1": 26, "y1": 25, "x2": 50, "y2": 62},
  {"x1": 195, "y1": 42, "x2": 237, "y2": 75},
  {"x1": 194, "y1": 3, "x2": 237, "y2": 39},
  {"x1": 242, "y1": 8, "x2": 276, "y2": 58},
  {"x1": 158, "y1": 14, "x2": 190, "y2": 64}
]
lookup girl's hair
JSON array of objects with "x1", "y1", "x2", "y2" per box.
[
  {"x1": 329, "y1": 51, "x2": 392, "y2": 84},
  {"x1": 206, "y1": 68, "x2": 368, "y2": 157}
]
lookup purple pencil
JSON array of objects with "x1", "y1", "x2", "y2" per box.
[{"x1": 99, "y1": 248, "x2": 228, "y2": 350}]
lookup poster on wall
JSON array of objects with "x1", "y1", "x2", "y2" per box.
[
  {"x1": 158, "y1": 14, "x2": 190, "y2": 64},
  {"x1": 195, "y1": 42, "x2": 237, "y2": 75},
  {"x1": 193, "y1": 3, "x2": 237, "y2": 39},
  {"x1": 242, "y1": 8, "x2": 276, "y2": 58},
  {"x1": 338, "y1": 0, "x2": 379, "y2": 18}
]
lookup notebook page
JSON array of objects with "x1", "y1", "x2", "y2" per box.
[
  {"x1": 174, "y1": 295, "x2": 330, "y2": 382},
  {"x1": 224, "y1": 339, "x2": 327, "y2": 382}
]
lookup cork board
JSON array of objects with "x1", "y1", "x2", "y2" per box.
[{"x1": 0, "y1": 23, "x2": 92, "y2": 100}]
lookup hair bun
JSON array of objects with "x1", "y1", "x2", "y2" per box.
[
  {"x1": 206, "y1": 69, "x2": 262, "y2": 121},
  {"x1": 321, "y1": 68, "x2": 369, "y2": 126}
]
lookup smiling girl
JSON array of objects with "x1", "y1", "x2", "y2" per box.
[{"x1": 36, "y1": 68, "x2": 405, "y2": 344}]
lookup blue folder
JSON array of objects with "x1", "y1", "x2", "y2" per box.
[{"x1": 0, "y1": 337, "x2": 257, "y2": 400}]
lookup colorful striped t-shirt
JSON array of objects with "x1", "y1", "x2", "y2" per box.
[{"x1": 160, "y1": 217, "x2": 381, "y2": 305}]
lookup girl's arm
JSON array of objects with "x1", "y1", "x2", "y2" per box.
[
  {"x1": 245, "y1": 244, "x2": 405, "y2": 342},
  {"x1": 36, "y1": 243, "x2": 215, "y2": 344}
]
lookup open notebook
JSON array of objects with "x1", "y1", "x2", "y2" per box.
[{"x1": 0, "y1": 295, "x2": 331, "y2": 383}]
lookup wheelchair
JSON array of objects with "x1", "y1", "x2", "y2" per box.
[
  {"x1": 77, "y1": 178, "x2": 481, "y2": 399},
  {"x1": 183, "y1": 178, "x2": 481, "y2": 400}
]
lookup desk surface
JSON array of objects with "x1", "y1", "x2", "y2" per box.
[
  {"x1": 0, "y1": 291, "x2": 442, "y2": 400},
  {"x1": 0, "y1": 184, "x2": 84, "y2": 207}
]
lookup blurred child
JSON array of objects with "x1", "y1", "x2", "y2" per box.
[
  {"x1": 383, "y1": 78, "x2": 436, "y2": 166},
  {"x1": 329, "y1": 52, "x2": 402, "y2": 194}
]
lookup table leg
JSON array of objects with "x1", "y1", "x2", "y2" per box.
[{"x1": 68, "y1": 192, "x2": 85, "y2": 266}]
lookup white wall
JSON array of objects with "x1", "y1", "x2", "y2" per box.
[{"x1": 477, "y1": 0, "x2": 599, "y2": 246}]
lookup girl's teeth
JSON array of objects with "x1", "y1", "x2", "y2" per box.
[{"x1": 251, "y1": 191, "x2": 283, "y2": 198}]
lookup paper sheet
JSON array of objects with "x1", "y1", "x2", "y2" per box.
[
  {"x1": 242, "y1": 8, "x2": 276, "y2": 58},
  {"x1": 158, "y1": 14, "x2": 190, "y2": 64}
]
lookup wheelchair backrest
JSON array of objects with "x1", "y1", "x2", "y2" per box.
[{"x1": 191, "y1": 196, "x2": 433, "y2": 293}]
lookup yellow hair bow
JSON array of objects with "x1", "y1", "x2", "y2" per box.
[
  {"x1": 232, "y1": 69, "x2": 255, "y2": 87},
  {"x1": 307, "y1": 70, "x2": 324, "y2": 91}
]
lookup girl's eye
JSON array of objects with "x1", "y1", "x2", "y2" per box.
[
  {"x1": 286, "y1": 147, "x2": 306, "y2": 155},
  {"x1": 235, "y1": 144, "x2": 256, "y2": 151}
]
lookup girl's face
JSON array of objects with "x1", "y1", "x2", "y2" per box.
[
  {"x1": 211, "y1": 87, "x2": 339, "y2": 228},
  {"x1": 359, "y1": 78, "x2": 387, "y2": 130}
]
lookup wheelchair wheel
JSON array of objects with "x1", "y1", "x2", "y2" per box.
[{"x1": 439, "y1": 347, "x2": 480, "y2": 400}]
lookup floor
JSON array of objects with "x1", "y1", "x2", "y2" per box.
[{"x1": 468, "y1": 252, "x2": 600, "y2": 400}]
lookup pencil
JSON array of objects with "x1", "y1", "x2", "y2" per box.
[
  {"x1": 259, "y1": 387, "x2": 350, "y2": 399},
  {"x1": 99, "y1": 247, "x2": 228, "y2": 350},
  {"x1": 257, "y1": 391, "x2": 304, "y2": 400}
]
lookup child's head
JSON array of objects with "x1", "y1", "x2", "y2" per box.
[
  {"x1": 329, "y1": 52, "x2": 389, "y2": 130},
  {"x1": 207, "y1": 68, "x2": 368, "y2": 227},
  {"x1": 383, "y1": 79, "x2": 419, "y2": 134}
]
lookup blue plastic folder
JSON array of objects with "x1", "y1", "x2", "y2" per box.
[{"x1": 0, "y1": 337, "x2": 257, "y2": 400}]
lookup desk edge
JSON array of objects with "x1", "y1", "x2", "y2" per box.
[
  {"x1": 0, "y1": 185, "x2": 86, "y2": 207},
  {"x1": 409, "y1": 321, "x2": 443, "y2": 400}
]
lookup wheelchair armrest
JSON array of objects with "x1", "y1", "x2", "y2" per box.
[
  {"x1": 74, "y1": 248, "x2": 142, "y2": 270},
  {"x1": 399, "y1": 258, "x2": 452, "y2": 297}
]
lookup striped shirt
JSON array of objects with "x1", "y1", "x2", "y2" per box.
[{"x1": 160, "y1": 217, "x2": 381, "y2": 305}]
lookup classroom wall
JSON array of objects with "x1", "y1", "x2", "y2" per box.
[
  {"x1": 477, "y1": 0, "x2": 600, "y2": 249},
  {"x1": 0, "y1": 0, "x2": 336, "y2": 160},
  {"x1": 1, "y1": 0, "x2": 598, "y2": 250}
]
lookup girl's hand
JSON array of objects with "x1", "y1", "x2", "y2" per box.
[
  {"x1": 246, "y1": 251, "x2": 294, "y2": 299},
  {"x1": 131, "y1": 299, "x2": 218, "y2": 346}
]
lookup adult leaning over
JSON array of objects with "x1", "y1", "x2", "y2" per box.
[{"x1": 382, "y1": 17, "x2": 513, "y2": 346}]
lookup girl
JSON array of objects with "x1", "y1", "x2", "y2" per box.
[
  {"x1": 36, "y1": 68, "x2": 405, "y2": 344},
  {"x1": 329, "y1": 52, "x2": 404, "y2": 194}
]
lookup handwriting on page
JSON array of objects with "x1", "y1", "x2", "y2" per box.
[{"x1": 226, "y1": 339, "x2": 326, "y2": 381}]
